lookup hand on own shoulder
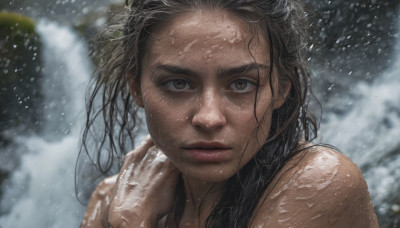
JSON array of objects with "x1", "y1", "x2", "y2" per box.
[{"x1": 81, "y1": 136, "x2": 180, "y2": 228}]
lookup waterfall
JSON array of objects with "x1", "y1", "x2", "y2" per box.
[
  {"x1": 319, "y1": 17, "x2": 400, "y2": 218},
  {"x1": 0, "y1": 8, "x2": 399, "y2": 228},
  {"x1": 0, "y1": 20, "x2": 89, "y2": 227}
]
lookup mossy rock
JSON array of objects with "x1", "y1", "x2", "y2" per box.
[{"x1": 0, "y1": 12, "x2": 43, "y2": 134}]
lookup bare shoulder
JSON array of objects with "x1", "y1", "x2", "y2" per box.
[
  {"x1": 81, "y1": 175, "x2": 117, "y2": 228},
  {"x1": 252, "y1": 145, "x2": 378, "y2": 228}
]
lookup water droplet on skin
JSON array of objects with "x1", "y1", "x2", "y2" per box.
[
  {"x1": 277, "y1": 217, "x2": 290, "y2": 223},
  {"x1": 128, "y1": 181, "x2": 138, "y2": 187},
  {"x1": 311, "y1": 214, "x2": 322, "y2": 220}
]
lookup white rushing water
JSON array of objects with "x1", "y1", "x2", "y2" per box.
[
  {"x1": 0, "y1": 20, "x2": 89, "y2": 227},
  {"x1": 319, "y1": 20, "x2": 400, "y2": 214},
  {"x1": 0, "y1": 14, "x2": 399, "y2": 228}
]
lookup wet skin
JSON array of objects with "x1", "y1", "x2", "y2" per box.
[
  {"x1": 131, "y1": 9, "x2": 290, "y2": 225},
  {"x1": 134, "y1": 10, "x2": 286, "y2": 185},
  {"x1": 81, "y1": 8, "x2": 378, "y2": 228}
]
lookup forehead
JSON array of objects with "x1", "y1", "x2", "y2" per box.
[{"x1": 145, "y1": 9, "x2": 269, "y2": 66}]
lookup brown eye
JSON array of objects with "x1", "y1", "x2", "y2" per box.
[
  {"x1": 229, "y1": 79, "x2": 255, "y2": 93},
  {"x1": 173, "y1": 79, "x2": 187, "y2": 90},
  {"x1": 163, "y1": 79, "x2": 191, "y2": 91},
  {"x1": 234, "y1": 80, "x2": 247, "y2": 90}
]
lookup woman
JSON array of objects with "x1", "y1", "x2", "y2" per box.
[{"x1": 78, "y1": 0, "x2": 378, "y2": 227}]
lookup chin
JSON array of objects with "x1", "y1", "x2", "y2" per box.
[{"x1": 182, "y1": 166, "x2": 238, "y2": 183}]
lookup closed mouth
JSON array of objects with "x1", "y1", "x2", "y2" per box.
[{"x1": 183, "y1": 142, "x2": 231, "y2": 151}]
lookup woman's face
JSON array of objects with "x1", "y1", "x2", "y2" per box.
[{"x1": 132, "y1": 9, "x2": 288, "y2": 182}]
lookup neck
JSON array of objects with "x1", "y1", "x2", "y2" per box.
[
  {"x1": 183, "y1": 175, "x2": 224, "y2": 213},
  {"x1": 169, "y1": 176, "x2": 225, "y2": 227}
]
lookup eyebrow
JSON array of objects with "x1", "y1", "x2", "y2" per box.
[
  {"x1": 153, "y1": 63, "x2": 269, "y2": 77},
  {"x1": 219, "y1": 63, "x2": 269, "y2": 77}
]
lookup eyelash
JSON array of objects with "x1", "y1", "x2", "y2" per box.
[
  {"x1": 160, "y1": 78, "x2": 192, "y2": 92},
  {"x1": 228, "y1": 79, "x2": 256, "y2": 93},
  {"x1": 159, "y1": 78, "x2": 257, "y2": 93}
]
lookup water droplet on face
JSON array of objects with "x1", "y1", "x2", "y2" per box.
[{"x1": 306, "y1": 202, "x2": 314, "y2": 208}]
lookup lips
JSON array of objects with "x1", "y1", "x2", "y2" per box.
[
  {"x1": 185, "y1": 142, "x2": 230, "y2": 149},
  {"x1": 183, "y1": 142, "x2": 231, "y2": 162}
]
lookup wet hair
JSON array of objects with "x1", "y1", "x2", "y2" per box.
[{"x1": 77, "y1": 0, "x2": 318, "y2": 227}]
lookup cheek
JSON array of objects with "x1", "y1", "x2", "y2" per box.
[{"x1": 141, "y1": 91, "x2": 187, "y2": 152}]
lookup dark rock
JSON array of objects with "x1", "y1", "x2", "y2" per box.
[{"x1": 0, "y1": 12, "x2": 43, "y2": 134}]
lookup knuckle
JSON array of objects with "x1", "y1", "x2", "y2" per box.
[
  {"x1": 107, "y1": 212, "x2": 130, "y2": 228},
  {"x1": 122, "y1": 151, "x2": 135, "y2": 163}
]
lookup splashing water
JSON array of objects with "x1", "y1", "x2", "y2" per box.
[
  {"x1": 319, "y1": 18, "x2": 400, "y2": 219},
  {"x1": 0, "y1": 20, "x2": 90, "y2": 227},
  {"x1": 0, "y1": 10, "x2": 399, "y2": 228}
]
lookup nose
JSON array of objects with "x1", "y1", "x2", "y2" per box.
[{"x1": 191, "y1": 90, "x2": 226, "y2": 131}]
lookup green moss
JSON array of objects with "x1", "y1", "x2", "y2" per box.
[{"x1": 0, "y1": 11, "x2": 36, "y2": 34}]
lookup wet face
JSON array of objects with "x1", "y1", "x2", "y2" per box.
[{"x1": 131, "y1": 9, "x2": 288, "y2": 182}]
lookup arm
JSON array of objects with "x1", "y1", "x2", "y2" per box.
[
  {"x1": 81, "y1": 175, "x2": 117, "y2": 228},
  {"x1": 81, "y1": 137, "x2": 179, "y2": 228},
  {"x1": 251, "y1": 147, "x2": 378, "y2": 227}
]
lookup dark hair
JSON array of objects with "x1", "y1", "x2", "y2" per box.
[{"x1": 77, "y1": 0, "x2": 318, "y2": 227}]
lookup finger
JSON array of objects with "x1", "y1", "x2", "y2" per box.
[
  {"x1": 82, "y1": 175, "x2": 116, "y2": 228},
  {"x1": 121, "y1": 135, "x2": 154, "y2": 169}
]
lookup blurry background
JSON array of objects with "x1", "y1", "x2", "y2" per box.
[{"x1": 0, "y1": 0, "x2": 399, "y2": 227}]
